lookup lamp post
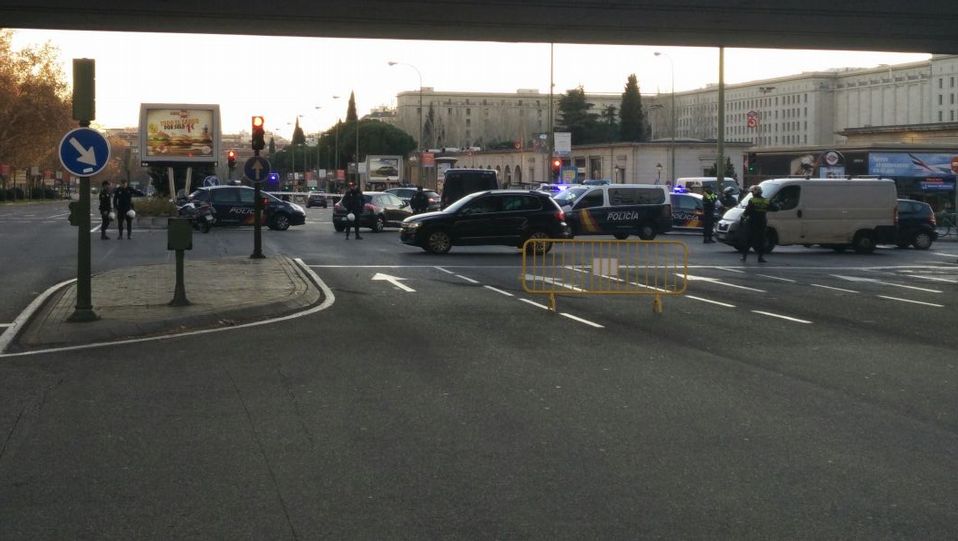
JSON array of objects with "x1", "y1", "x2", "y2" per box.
[
  {"x1": 388, "y1": 61, "x2": 424, "y2": 186},
  {"x1": 654, "y1": 51, "x2": 675, "y2": 184}
]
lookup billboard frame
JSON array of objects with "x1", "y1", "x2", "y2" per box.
[{"x1": 139, "y1": 103, "x2": 221, "y2": 166}]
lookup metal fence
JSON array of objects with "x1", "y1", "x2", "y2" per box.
[{"x1": 521, "y1": 239, "x2": 689, "y2": 313}]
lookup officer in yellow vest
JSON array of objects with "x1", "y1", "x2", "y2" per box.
[
  {"x1": 740, "y1": 185, "x2": 769, "y2": 263},
  {"x1": 701, "y1": 186, "x2": 718, "y2": 243}
]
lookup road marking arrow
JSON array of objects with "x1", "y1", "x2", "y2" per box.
[
  {"x1": 372, "y1": 273, "x2": 415, "y2": 292},
  {"x1": 252, "y1": 160, "x2": 264, "y2": 180},
  {"x1": 69, "y1": 137, "x2": 97, "y2": 166}
]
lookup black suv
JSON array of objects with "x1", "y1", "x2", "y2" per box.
[
  {"x1": 440, "y1": 168, "x2": 499, "y2": 209},
  {"x1": 189, "y1": 186, "x2": 306, "y2": 230},
  {"x1": 896, "y1": 199, "x2": 937, "y2": 250},
  {"x1": 401, "y1": 190, "x2": 571, "y2": 254}
]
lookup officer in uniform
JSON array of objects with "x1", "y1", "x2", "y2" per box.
[
  {"x1": 701, "y1": 186, "x2": 718, "y2": 243},
  {"x1": 341, "y1": 181, "x2": 364, "y2": 240},
  {"x1": 409, "y1": 185, "x2": 429, "y2": 214},
  {"x1": 740, "y1": 185, "x2": 769, "y2": 263},
  {"x1": 113, "y1": 179, "x2": 135, "y2": 239},
  {"x1": 98, "y1": 180, "x2": 112, "y2": 240}
]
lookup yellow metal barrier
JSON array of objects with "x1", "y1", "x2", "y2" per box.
[{"x1": 520, "y1": 238, "x2": 688, "y2": 313}]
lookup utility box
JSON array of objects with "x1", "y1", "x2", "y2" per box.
[{"x1": 167, "y1": 218, "x2": 193, "y2": 251}]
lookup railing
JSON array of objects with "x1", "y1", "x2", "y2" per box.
[{"x1": 521, "y1": 239, "x2": 689, "y2": 313}]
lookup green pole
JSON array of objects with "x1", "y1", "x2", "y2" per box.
[
  {"x1": 68, "y1": 59, "x2": 98, "y2": 322},
  {"x1": 716, "y1": 47, "x2": 726, "y2": 192}
]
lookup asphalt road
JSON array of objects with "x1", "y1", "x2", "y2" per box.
[{"x1": 1, "y1": 199, "x2": 957, "y2": 539}]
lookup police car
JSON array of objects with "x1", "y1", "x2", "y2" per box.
[
  {"x1": 189, "y1": 185, "x2": 306, "y2": 230},
  {"x1": 669, "y1": 187, "x2": 724, "y2": 231},
  {"x1": 552, "y1": 184, "x2": 672, "y2": 240}
]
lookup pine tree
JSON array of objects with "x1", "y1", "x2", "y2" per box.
[
  {"x1": 291, "y1": 118, "x2": 306, "y2": 145},
  {"x1": 557, "y1": 87, "x2": 600, "y2": 145},
  {"x1": 619, "y1": 74, "x2": 648, "y2": 142},
  {"x1": 346, "y1": 91, "x2": 358, "y2": 122},
  {"x1": 268, "y1": 137, "x2": 276, "y2": 156},
  {"x1": 601, "y1": 105, "x2": 619, "y2": 143}
]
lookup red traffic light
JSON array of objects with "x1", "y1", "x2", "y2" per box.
[
  {"x1": 227, "y1": 149, "x2": 236, "y2": 168},
  {"x1": 227, "y1": 150, "x2": 236, "y2": 159},
  {"x1": 251, "y1": 116, "x2": 266, "y2": 151}
]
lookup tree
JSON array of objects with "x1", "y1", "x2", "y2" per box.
[
  {"x1": 268, "y1": 136, "x2": 276, "y2": 156},
  {"x1": 601, "y1": 105, "x2": 619, "y2": 144},
  {"x1": 705, "y1": 156, "x2": 738, "y2": 179},
  {"x1": 0, "y1": 30, "x2": 74, "y2": 177},
  {"x1": 314, "y1": 120, "x2": 416, "y2": 175},
  {"x1": 346, "y1": 91, "x2": 358, "y2": 122},
  {"x1": 619, "y1": 74, "x2": 649, "y2": 142},
  {"x1": 291, "y1": 118, "x2": 305, "y2": 145},
  {"x1": 556, "y1": 87, "x2": 600, "y2": 145}
]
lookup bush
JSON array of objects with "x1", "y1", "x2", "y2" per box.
[{"x1": 133, "y1": 197, "x2": 177, "y2": 217}]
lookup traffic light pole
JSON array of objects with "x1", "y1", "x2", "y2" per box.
[
  {"x1": 68, "y1": 174, "x2": 97, "y2": 322},
  {"x1": 251, "y1": 149, "x2": 265, "y2": 259}
]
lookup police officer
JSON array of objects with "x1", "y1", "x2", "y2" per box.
[
  {"x1": 409, "y1": 185, "x2": 429, "y2": 214},
  {"x1": 740, "y1": 185, "x2": 769, "y2": 263},
  {"x1": 113, "y1": 179, "x2": 135, "y2": 239},
  {"x1": 98, "y1": 180, "x2": 113, "y2": 240},
  {"x1": 341, "y1": 181, "x2": 364, "y2": 240},
  {"x1": 701, "y1": 186, "x2": 718, "y2": 243}
]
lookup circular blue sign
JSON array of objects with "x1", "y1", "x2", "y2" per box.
[
  {"x1": 59, "y1": 128, "x2": 111, "y2": 177},
  {"x1": 244, "y1": 156, "x2": 271, "y2": 182}
]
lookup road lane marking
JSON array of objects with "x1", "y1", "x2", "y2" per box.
[
  {"x1": 0, "y1": 323, "x2": 11, "y2": 329},
  {"x1": 89, "y1": 224, "x2": 101, "y2": 233},
  {"x1": 0, "y1": 259, "x2": 335, "y2": 359},
  {"x1": 830, "y1": 274, "x2": 942, "y2": 293},
  {"x1": 455, "y1": 274, "x2": 480, "y2": 284},
  {"x1": 683, "y1": 274, "x2": 766, "y2": 293},
  {"x1": 48, "y1": 212, "x2": 69, "y2": 219},
  {"x1": 523, "y1": 274, "x2": 585, "y2": 292},
  {"x1": 559, "y1": 312, "x2": 605, "y2": 328},
  {"x1": 810, "y1": 283, "x2": 859, "y2": 294},
  {"x1": 931, "y1": 252, "x2": 957, "y2": 258},
  {"x1": 371, "y1": 272, "x2": 415, "y2": 292},
  {"x1": 877, "y1": 295, "x2": 944, "y2": 308},
  {"x1": 434, "y1": 266, "x2": 456, "y2": 275},
  {"x1": 757, "y1": 273, "x2": 796, "y2": 283},
  {"x1": 716, "y1": 267, "x2": 746, "y2": 274},
  {"x1": 685, "y1": 295, "x2": 735, "y2": 308},
  {"x1": 519, "y1": 298, "x2": 550, "y2": 310},
  {"x1": 563, "y1": 265, "x2": 670, "y2": 293},
  {"x1": 751, "y1": 310, "x2": 812, "y2": 324},
  {"x1": 903, "y1": 274, "x2": 958, "y2": 284},
  {"x1": 483, "y1": 285, "x2": 514, "y2": 297}
]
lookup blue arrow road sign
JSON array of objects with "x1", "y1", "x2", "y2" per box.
[
  {"x1": 244, "y1": 156, "x2": 271, "y2": 182},
  {"x1": 59, "y1": 128, "x2": 111, "y2": 177}
]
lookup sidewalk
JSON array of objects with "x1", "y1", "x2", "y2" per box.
[{"x1": 7, "y1": 256, "x2": 321, "y2": 353}]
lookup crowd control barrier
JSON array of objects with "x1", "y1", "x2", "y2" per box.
[{"x1": 521, "y1": 238, "x2": 688, "y2": 313}]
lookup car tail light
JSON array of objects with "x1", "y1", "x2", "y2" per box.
[
  {"x1": 554, "y1": 209, "x2": 565, "y2": 222},
  {"x1": 930, "y1": 212, "x2": 936, "y2": 226},
  {"x1": 364, "y1": 203, "x2": 376, "y2": 212},
  {"x1": 893, "y1": 206, "x2": 898, "y2": 225}
]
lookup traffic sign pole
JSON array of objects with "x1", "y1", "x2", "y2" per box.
[{"x1": 245, "y1": 154, "x2": 270, "y2": 259}]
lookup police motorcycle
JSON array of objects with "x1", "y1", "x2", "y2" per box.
[{"x1": 175, "y1": 194, "x2": 215, "y2": 233}]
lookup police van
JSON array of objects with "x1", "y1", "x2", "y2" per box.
[{"x1": 552, "y1": 184, "x2": 672, "y2": 239}]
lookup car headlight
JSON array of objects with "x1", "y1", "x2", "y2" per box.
[
  {"x1": 290, "y1": 203, "x2": 305, "y2": 213},
  {"x1": 402, "y1": 221, "x2": 422, "y2": 230}
]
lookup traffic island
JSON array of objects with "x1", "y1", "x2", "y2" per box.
[{"x1": 6, "y1": 256, "x2": 321, "y2": 353}]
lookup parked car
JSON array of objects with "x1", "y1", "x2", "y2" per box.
[
  {"x1": 552, "y1": 184, "x2": 672, "y2": 240},
  {"x1": 385, "y1": 187, "x2": 441, "y2": 211},
  {"x1": 188, "y1": 185, "x2": 306, "y2": 230},
  {"x1": 401, "y1": 190, "x2": 571, "y2": 254},
  {"x1": 306, "y1": 192, "x2": 328, "y2": 208},
  {"x1": 669, "y1": 191, "x2": 724, "y2": 231},
  {"x1": 895, "y1": 198, "x2": 937, "y2": 249},
  {"x1": 332, "y1": 191, "x2": 411, "y2": 232}
]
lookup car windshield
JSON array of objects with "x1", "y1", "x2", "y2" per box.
[
  {"x1": 737, "y1": 182, "x2": 783, "y2": 207},
  {"x1": 552, "y1": 186, "x2": 589, "y2": 206},
  {"x1": 443, "y1": 190, "x2": 488, "y2": 213}
]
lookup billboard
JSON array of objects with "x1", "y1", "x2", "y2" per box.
[
  {"x1": 367, "y1": 155, "x2": 402, "y2": 182},
  {"x1": 139, "y1": 104, "x2": 221, "y2": 164},
  {"x1": 868, "y1": 152, "x2": 958, "y2": 178}
]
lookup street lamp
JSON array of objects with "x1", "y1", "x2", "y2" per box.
[
  {"x1": 654, "y1": 51, "x2": 676, "y2": 184},
  {"x1": 388, "y1": 61, "x2": 424, "y2": 185}
]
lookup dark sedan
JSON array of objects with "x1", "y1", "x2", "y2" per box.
[
  {"x1": 400, "y1": 190, "x2": 571, "y2": 254},
  {"x1": 332, "y1": 191, "x2": 412, "y2": 232},
  {"x1": 895, "y1": 198, "x2": 937, "y2": 249}
]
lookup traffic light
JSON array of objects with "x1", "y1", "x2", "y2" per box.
[
  {"x1": 551, "y1": 158, "x2": 561, "y2": 178},
  {"x1": 227, "y1": 150, "x2": 236, "y2": 169},
  {"x1": 747, "y1": 153, "x2": 757, "y2": 174},
  {"x1": 68, "y1": 201, "x2": 80, "y2": 226},
  {"x1": 251, "y1": 116, "x2": 265, "y2": 151}
]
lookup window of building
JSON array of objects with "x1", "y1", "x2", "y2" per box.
[
  {"x1": 939, "y1": 95, "x2": 943, "y2": 105},
  {"x1": 448, "y1": 108, "x2": 452, "y2": 114},
  {"x1": 939, "y1": 78, "x2": 943, "y2": 89},
  {"x1": 466, "y1": 119, "x2": 471, "y2": 127},
  {"x1": 466, "y1": 108, "x2": 471, "y2": 115},
  {"x1": 939, "y1": 111, "x2": 944, "y2": 121},
  {"x1": 952, "y1": 77, "x2": 955, "y2": 87},
  {"x1": 951, "y1": 94, "x2": 955, "y2": 105},
  {"x1": 952, "y1": 111, "x2": 956, "y2": 121}
]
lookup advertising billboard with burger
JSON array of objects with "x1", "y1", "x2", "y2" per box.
[{"x1": 139, "y1": 104, "x2": 221, "y2": 164}]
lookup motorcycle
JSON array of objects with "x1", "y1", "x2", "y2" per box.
[{"x1": 177, "y1": 199, "x2": 215, "y2": 233}]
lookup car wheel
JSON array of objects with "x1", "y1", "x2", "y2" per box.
[
  {"x1": 270, "y1": 213, "x2": 291, "y2": 231},
  {"x1": 852, "y1": 231, "x2": 876, "y2": 254},
  {"x1": 637, "y1": 224, "x2": 656, "y2": 240},
  {"x1": 613, "y1": 232, "x2": 629, "y2": 240},
  {"x1": 372, "y1": 215, "x2": 385, "y2": 233},
  {"x1": 912, "y1": 231, "x2": 933, "y2": 250},
  {"x1": 763, "y1": 229, "x2": 777, "y2": 253},
  {"x1": 524, "y1": 231, "x2": 553, "y2": 255},
  {"x1": 425, "y1": 229, "x2": 452, "y2": 254}
]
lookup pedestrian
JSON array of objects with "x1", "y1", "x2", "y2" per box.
[
  {"x1": 701, "y1": 186, "x2": 718, "y2": 243},
  {"x1": 113, "y1": 179, "x2": 136, "y2": 239},
  {"x1": 98, "y1": 180, "x2": 113, "y2": 240},
  {"x1": 409, "y1": 185, "x2": 429, "y2": 214},
  {"x1": 740, "y1": 185, "x2": 769, "y2": 263},
  {"x1": 341, "y1": 181, "x2": 364, "y2": 240}
]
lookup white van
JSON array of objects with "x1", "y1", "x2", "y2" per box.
[{"x1": 715, "y1": 178, "x2": 898, "y2": 253}]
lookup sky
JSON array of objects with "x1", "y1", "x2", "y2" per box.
[{"x1": 10, "y1": 29, "x2": 931, "y2": 139}]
